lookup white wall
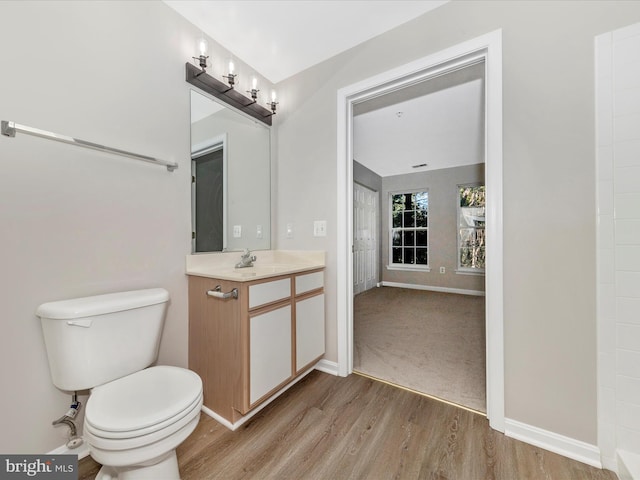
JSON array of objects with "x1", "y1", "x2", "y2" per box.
[
  {"x1": 0, "y1": 1, "x2": 269, "y2": 454},
  {"x1": 274, "y1": 0, "x2": 640, "y2": 448},
  {"x1": 596, "y1": 22, "x2": 640, "y2": 476}
]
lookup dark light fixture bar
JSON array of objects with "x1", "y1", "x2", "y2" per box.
[{"x1": 185, "y1": 63, "x2": 273, "y2": 126}]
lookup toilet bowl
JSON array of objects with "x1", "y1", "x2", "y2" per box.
[
  {"x1": 84, "y1": 366, "x2": 203, "y2": 479},
  {"x1": 36, "y1": 288, "x2": 203, "y2": 480}
]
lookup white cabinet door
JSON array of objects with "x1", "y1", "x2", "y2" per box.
[
  {"x1": 250, "y1": 305, "x2": 292, "y2": 405},
  {"x1": 296, "y1": 294, "x2": 325, "y2": 371}
]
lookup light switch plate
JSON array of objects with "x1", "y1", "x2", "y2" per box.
[{"x1": 313, "y1": 220, "x2": 327, "y2": 237}]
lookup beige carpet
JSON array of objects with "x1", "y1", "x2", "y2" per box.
[{"x1": 353, "y1": 287, "x2": 486, "y2": 412}]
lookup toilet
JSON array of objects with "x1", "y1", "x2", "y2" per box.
[{"x1": 36, "y1": 288, "x2": 203, "y2": 480}]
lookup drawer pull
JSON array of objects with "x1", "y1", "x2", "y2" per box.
[{"x1": 207, "y1": 286, "x2": 238, "y2": 300}]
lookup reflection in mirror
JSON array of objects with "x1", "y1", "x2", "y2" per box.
[{"x1": 190, "y1": 90, "x2": 271, "y2": 253}]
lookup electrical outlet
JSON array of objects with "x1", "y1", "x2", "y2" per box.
[
  {"x1": 439, "y1": 267, "x2": 445, "y2": 274},
  {"x1": 233, "y1": 225, "x2": 242, "y2": 238},
  {"x1": 313, "y1": 220, "x2": 327, "y2": 237},
  {"x1": 286, "y1": 223, "x2": 294, "y2": 239},
  {"x1": 256, "y1": 225, "x2": 263, "y2": 239}
]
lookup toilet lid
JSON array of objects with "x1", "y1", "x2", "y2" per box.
[{"x1": 85, "y1": 366, "x2": 202, "y2": 434}]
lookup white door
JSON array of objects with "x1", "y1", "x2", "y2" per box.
[{"x1": 353, "y1": 183, "x2": 378, "y2": 295}]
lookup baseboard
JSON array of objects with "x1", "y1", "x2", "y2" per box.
[
  {"x1": 618, "y1": 449, "x2": 640, "y2": 480},
  {"x1": 315, "y1": 359, "x2": 339, "y2": 376},
  {"x1": 505, "y1": 418, "x2": 602, "y2": 468},
  {"x1": 201, "y1": 367, "x2": 317, "y2": 431},
  {"x1": 380, "y1": 281, "x2": 485, "y2": 297},
  {"x1": 48, "y1": 441, "x2": 90, "y2": 460}
]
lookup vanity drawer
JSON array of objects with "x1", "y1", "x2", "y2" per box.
[
  {"x1": 295, "y1": 271, "x2": 324, "y2": 295},
  {"x1": 249, "y1": 278, "x2": 291, "y2": 309}
]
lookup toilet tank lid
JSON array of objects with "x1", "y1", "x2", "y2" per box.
[{"x1": 36, "y1": 288, "x2": 170, "y2": 320}]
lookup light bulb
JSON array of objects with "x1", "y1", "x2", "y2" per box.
[
  {"x1": 198, "y1": 37, "x2": 208, "y2": 57},
  {"x1": 271, "y1": 90, "x2": 277, "y2": 102},
  {"x1": 252, "y1": 77, "x2": 258, "y2": 90},
  {"x1": 228, "y1": 60, "x2": 235, "y2": 75}
]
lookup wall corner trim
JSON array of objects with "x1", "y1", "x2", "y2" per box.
[
  {"x1": 315, "y1": 359, "x2": 340, "y2": 376},
  {"x1": 505, "y1": 418, "x2": 602, "y2": 468}
]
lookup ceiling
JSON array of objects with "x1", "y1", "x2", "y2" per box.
[
  {"x1": 164, "y1": 0, "x2": 448, "y2": 84},
  {"x1": 353, "y1": 62, "x2": 485, "y2": 177},
  {"x1": 168, "y1": 0, "x2": 484, "y2": 178}
]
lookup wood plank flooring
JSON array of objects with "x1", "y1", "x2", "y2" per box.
[{"x1": 78, "y1": 371, "x2": 616, "y2": 480}]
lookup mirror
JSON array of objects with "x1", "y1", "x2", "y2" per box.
[{"x1": 190, "y1": 89, "x2": 271, "y2": 252}]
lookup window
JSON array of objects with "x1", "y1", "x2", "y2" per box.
[
  {"x1": 390, "y1": 191, "x2": 428, "y2": 267},
  {"x1": 458, "y1": 185, "x2": 485, "y2": 272}
]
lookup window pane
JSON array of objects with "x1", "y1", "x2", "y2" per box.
[
  {"x1": 416, "y1": 209, "x2": 428, "y2": 227},
  {"x1": 475, "y1": 246, "x2": 486, "y2": 268},
  {"x1": 459, "y1": 185, "x2": 485, "y2": 207},
  {"x1": 392, "y1": 229, "x2": 402, "y2": 246},
  {"x1": 415, "y1": 192, "x2": 428, "y2": 211},
  {"x1": 406, "y1": 193, "x2": 416, "y2": 210},
  {"x1": 416, "y1": 248, "x2": 428, "y2": 265},
  {"x1": 392, "y1": 248, "x2": 403, "y2": 263},
  {"x1": 392, "y1": 194, "x2": 405, "y2": 209},
  {"x1": 403, "y1": 230, "x2": 415, "y2": 246},
  {"x1": 403, "y1": 211, "x2": 415, "y2": 228},
  {"x1": 392, "y1": 211, "x2": 402, "y2": 228},
  {"x1": 416, "y1": 229, "x2": 428, "y2": 246},
  {"x1": 404, "y1": 248, "x2": 415, "y2": 264},
  {"x1": 459, "y1": 227, "x2": 474, "y2": 243}
]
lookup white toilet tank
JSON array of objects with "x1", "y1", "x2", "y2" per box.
[{"x1": 36, "y1": 288, "x2": 170, "y2": 391}]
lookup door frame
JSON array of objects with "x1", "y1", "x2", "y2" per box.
[
  {"x1": 336, "y1": 30, "x2": 504, "y2": 431},
  {"x1": 191, "y1": 133, "x2": 228, "y2": 253}
]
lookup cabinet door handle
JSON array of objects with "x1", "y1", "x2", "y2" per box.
[{"x1": 207, "y1": 286, "x2": 238, "y2": 300}]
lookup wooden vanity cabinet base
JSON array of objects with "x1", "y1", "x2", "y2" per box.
[{"x1": 188, "y1": 268, "x2": 325, "y2": 428}]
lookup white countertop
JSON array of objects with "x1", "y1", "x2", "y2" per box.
[{"x1": 186, "y1": 250, "x2": 325, "y2": 282}]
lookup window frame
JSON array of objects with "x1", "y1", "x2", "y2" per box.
[
  {"x1": 387, "y1": 189, "x2": 430, "y2": 271},
  {"x1": 457, "y1": 183, "x2": 486, "y2": 275}
]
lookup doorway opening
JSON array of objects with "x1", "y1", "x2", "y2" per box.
[
  {"x1": 351, "y1": 61, "x2": 486, "y2": 412},
  {"x1": 336, "y1": 30, "x2": 504, "y2": 431}
]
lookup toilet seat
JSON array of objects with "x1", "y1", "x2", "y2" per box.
[{"x1": 85, "y1": 366, "x2": 202, "y2": 441}]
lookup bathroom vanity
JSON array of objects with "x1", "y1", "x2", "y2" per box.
[{"x1": 186, "y1": 251, "x2": 325, "y2": 429}]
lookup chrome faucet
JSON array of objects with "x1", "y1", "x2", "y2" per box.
[{"x1": 235, "y1": 249, "x2": 257, "y2": 268}]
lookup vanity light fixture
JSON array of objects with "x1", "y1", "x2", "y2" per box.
[
  {"x1": 193, "y1": 36, "x2": 209, "y2": 74},
  {"x1": 186, "y1": 36, "x2": 277, "y2": 126},
  {"x1": 186, "y1": 63, "x2": 274, "y2": 126},
  {"x1": 247, "y1": 77, "x2": 259, "y2": 102},
  {"x1": 269, "y1": 90, "x2": 278, "y2": 115},
  {"x1": 223, "y1": 60, "x2": 237, "y2": 88}
]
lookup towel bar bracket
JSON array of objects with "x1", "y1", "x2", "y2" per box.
[{"x1": 1, "y1": 120, "x2": 16, "y2": 137}]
